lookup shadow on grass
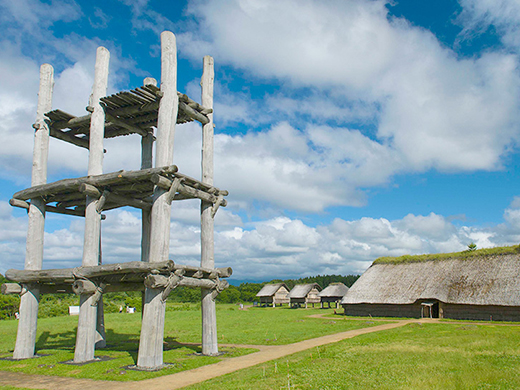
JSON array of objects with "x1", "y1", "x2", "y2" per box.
[{"x1": 35, "y1": 329, "x2": 202, "y2": 364}]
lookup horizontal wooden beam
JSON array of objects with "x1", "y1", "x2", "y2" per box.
[
  {"x1": 150, "y1": 174, "x2": 227, "y2": 207},
  {"x1": 9, "y1": 198, "x2": 106, "y2": 219},
  {"x1": 5, "y1": 260, "x2": 175, "y2": 283},
  {"x1": 144, "y1": 274, "x2": 229, "y2": 290},
  {"x1": 179, "y1": 101, "x2": 209, "y2": 125},
  {"x1": 51, "y1": 114, "x2": 91, "y2": 130},
  {"x1": 5, "y1": 260, "x2": 232, "y2": 284},
  {"x1": 50, "y1": 127, "x2": 90, "y2": 149},
  {"x1": 12, "y1": 165, "x2": 177, "y2": 201},
  {"x1": 78, "y1": 184, "x2": 152, "y2": 211},
  {"x1": 105, "y1": 113, "x2": 149, "y2": 137},
  {"x1": 1, "y1": 283, "x2": 74, "y2": 295}
]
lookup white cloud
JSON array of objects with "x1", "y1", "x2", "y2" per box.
[
  {"x1": 1, "y1": 198, "x2": 519, "y2": 280},
  {"x1": 180, "y1": 0, "x2": 520, "y2": 179},
  {"x1": 458, "y1": 0, "x2": 520, "y2": 49}
]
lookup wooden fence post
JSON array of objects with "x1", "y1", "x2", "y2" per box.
[
  {"x1": 137, "y1": 31, "x2": 178, "y2": 369},
  {"x1": 13, "y1": 64, "x2": 54, "y2": 359},
  {"x1": 74, "y1": 46, "x2": 109, "y2": 363},
  {"x1": 200, "y1": 55, "x2": 218, "y2": 355}
]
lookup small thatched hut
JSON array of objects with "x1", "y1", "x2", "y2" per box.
[
  {"x1": 289, "y1": 283, "x2": 321, "y2": 308},
  {"x1": 255, "y1": 283, "x2": 290, "y2": 307},
  {"x1": 341, "y1": 247, "x2": 520, "y2": 321},
  {"x1": 318, "y1": 282, "x2": 349, "y2": 308}
]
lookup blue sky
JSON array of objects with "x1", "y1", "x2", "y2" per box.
[{"x1": 0, "y1": 0, "x2": 519, "y2": 282}]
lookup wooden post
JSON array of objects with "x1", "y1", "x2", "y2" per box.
[
  {"x1": 141, "y1": 77, "x2": 156, "y2": 319},
  {"x1": 95, "y1": 233, "x2": 106, "y2": 348},
  {"x1": 13, "y1": 64, "x2": 53, "y2": 359},
  {"x1": 141, "y1": 77, "x2": 156, "y2": 265},
  {"x1": 200, "y1": 55, "x2": 218, "y2": 355},
  {"x1": 74, "y1": 46, "x2": 109, "y2": 363},
  {"x1": 137, "y1": 32, "x2": 178, "y2": 369}
]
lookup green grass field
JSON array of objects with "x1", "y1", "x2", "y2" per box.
[
  {"x1": 0, "y1": 304, "x2": 380, "y2": 382},
  {"x1": 1, "y1": 306, "x2": 519, "y2": 389},
  {"x1": 186, "y1": 322, "x2": 520, "y2": 390}
]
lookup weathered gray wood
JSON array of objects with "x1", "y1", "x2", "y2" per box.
[
  {"x1": 75, "y1": 46, "x2": 110, "y2": 363},
  {"x1": 49, "y1": 127, "x2": 90, "y2": 149},
  {"x1": 5, "y1": 260, "x2": 175, "y2": 283},
  {"x1": 14, "y1": 63, "x2": 54, "y2": 360},
  {"x1": 200, "y1": 55, "x2": 219, "y2": 356},
  {"x1": 144, "y1": 274, "x2": 229, "y2": 291},
  {"x1": 138, "y1": 31, "x2": 178, "y2": 370},
  {"x1": 3, "y1": 282, "x2": 147, "y2": 295},
  {"x1": 140, "y1": 78, "x2": 154, "y2": 264},
  {"x1": 79, "y1": 183, "x2": 101, "y2": 197},
  {"x1": 9, "y1": 198, "x2": 106, "y2": 219},
  {"x1": 72, "y1": 279, "x2": 97, "y2": 294},
  {"x1": 178, "y1": 93, "x2": 212, "y2": 115},
  {"x1": 105, "y1": 113, "x2": 148, "y2": 136},
  {"x1": 12, "y1": 165, "x2": 177, "y2": 201},
  {"x1": 2, "y1": 283, "x2": 25, "y2": 295},
  {"x1": 179, "y1": 101, "x2": 209, "y2": 125},
  {"x1": 78, "y1": 184, "x2": 152, "y2": 211},
  {"x1": 9, "y1": 198, "x2": 30, "y2": 209},
  {"x1": 174, "y1": 171, "x2": 228, "y2": 196},
  {"x1": 2, "y1": 283, "x2": 74, "y2": 295},
  {"x1": 151, "y1": 174, "x2": 227, "y2": 206},
  {"x1": 52, "y1": 113, "x2": 91, "y2": 130},
  {"x1": 173, "y1": 265, "x2": 232, "y2": 278}
]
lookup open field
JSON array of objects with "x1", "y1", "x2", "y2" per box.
[
  {"x1": 1, "y1": 306, "x2": 519, "y2": 389},
  {"x1": 0, "y1": 305, "x2": 381, "y2": 382},
  {"x1": 186, "y1": 321, "x2": 520, "y2": 390}
]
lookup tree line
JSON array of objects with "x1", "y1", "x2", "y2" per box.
[{"x1": 0, "y1": 273, "x2": 360, "y2": 319}]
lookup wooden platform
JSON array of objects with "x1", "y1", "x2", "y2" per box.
[
  {"x1": 10, "y1": 165, "x2": 228, "y2": 217},
  {"x1": 2, "y1": 260, "x2": 232, "y2": 296},
  {"x1": 46, "y1": 85, "x2": 212, "y2": 149}
]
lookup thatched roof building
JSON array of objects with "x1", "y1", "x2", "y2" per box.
[
  {"x1": 318, "y1": 282, "x2": 349, "y2": 308},
  {"x1": 341, "y1": 246, "x2": 520, "y2": 321},
  {"x1": 255, "y1": 283, "x2": 290, "y2": 307},
  {"x1": 289, "y1": 283, "x2": 321, "y2": 308}
]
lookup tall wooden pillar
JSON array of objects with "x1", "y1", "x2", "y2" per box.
[
  {"x1": 200, "y1": 55, "x2": 218, "y2": 355},
  {"x1": 13, "y1": 64, "x2": 54, "y2": 359},
  {"x1": 137, "y1": 31, "x2": 178, "y2": 369},
  {"x1": 74, "y1": 46, "x2": 110, "y2": 363},
  {"x1": 141, "y1": 77, "x2": 156, "y2": 319},
  {"x1": 141, "y1": 77, "x2": 157, "y2": 264}
]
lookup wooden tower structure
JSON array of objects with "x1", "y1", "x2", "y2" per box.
[{"x1": 2, "y1": 31, "x2": 230, "y2": 370}]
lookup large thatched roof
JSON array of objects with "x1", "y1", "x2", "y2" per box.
[
  {"x1": 256, "y1": 283, "x2": 288, "y2": 297},
  {"x1": 341, "y1": 253, "x2": 520, "y2": 307},
  {"x1": 289, "y1": 283, "x2": 321, "y2": 298},
  {"x1": 318, "y1": 282, "x2": 349, "y2": 298}
]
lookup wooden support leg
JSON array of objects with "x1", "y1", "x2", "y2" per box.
[
  {"x1": 137, "y1": 31, "x2": 178, "y2": 369},
  {"x1": 137, "y1": 288, "x2": 166, "y2": 368},
  {"x1": 74, "y1": 46, "x2": 109, "y2": 363},
  {"x1": 200, "y1": 55, "x2": 218, "y2": 356},
  {"x1": 14, "y1": 63, "x2": 53, "y2": 359},
  {"x1": 201, "y1": 288, "x2": 218, "y2": 355},
  {"x1": 13, "y1": 286, "x2": 39, "y2": 359},
  {"x1": 96, "y1": 297, "x2": 106, "y2": 348},
  {"x1": 74, "y1": 293, "x2": 98, "y2": 362}
]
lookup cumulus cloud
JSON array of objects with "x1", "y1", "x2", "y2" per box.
[
  {"x1": 180, "y1": 0, "x2": 520, "y2": 179},
  {"x1": 1, "y1": 196, "x2": 519, "y2": 279}
]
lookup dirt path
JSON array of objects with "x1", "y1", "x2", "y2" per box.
[{"x1": 0, "y1": 319, "x2": 419, "y2": 390}]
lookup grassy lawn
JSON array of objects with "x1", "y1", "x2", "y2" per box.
[
  {"x1": 186, "y1": 322, "x2": 520, "y2": 389},
  {"x1": 0, "y1": 304, "x2": 381, "y2": 381}
]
